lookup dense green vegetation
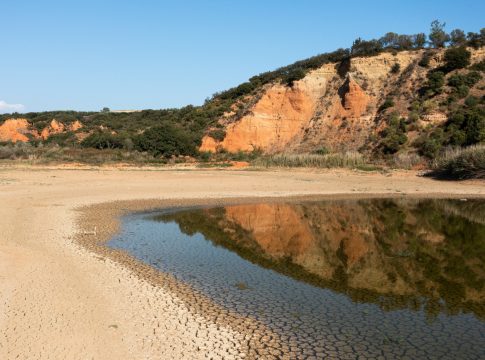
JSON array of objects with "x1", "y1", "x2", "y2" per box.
[
  {"x1": 443, "y1": 46, "x2": 471, "y2": 71},
  {"x1": 1, "y1": 104, "x2": 230, "y2": 158},
  {"x1": 133, "y1": 123, "x2": 197, "y2": 157},
  {"x1": 413, "y1": 57, "x2": 485, "y2": 159},
  {"x1": 380, "y1": 113, "x2": 408, "y2": 154}
]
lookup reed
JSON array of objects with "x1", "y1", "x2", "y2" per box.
[
  {"x1": 252, "y1": 152, "x2": 366, "y2": 169},
  {"x1": 431, "y1": 144, "x2": 485, "y2": 179}
]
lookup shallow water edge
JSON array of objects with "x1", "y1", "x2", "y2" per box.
[{"x1": 75, "y1": 193, "x2": 485, "y2": 359}]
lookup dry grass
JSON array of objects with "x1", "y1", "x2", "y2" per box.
[
  {"x1": 392, "y1": 153, "x2": 424, "y2": 170},
  {"x1": 252, "y1": 152, "x2": 368, "y2": 169},
  {"x1": 0, "y1": 143, "x2": 161, "y2": 165},
  {"x1": 430, "y1": 144, "x2": 485, "y2": 179}
]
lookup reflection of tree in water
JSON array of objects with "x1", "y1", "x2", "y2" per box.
[
  {"x1": 359, "y1": 199, "x2": 485, "y2": 319},
  {"x1": 154, "y1": 199, "x2": 485, "y2": 319}
]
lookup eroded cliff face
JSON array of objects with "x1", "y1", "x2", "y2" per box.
[
  {"x1": 0, "y1": 118, "x2": 83, "y2": 143},
  {"x1": 201, "y1": 74, "x2": 325, "y2": 152},
  {"x1": 0, "y1": 119, "x2": 36, "y2": 143},
  {"x1": 40, "y1": 119, "x2": 83, "y2": 139},
  {"x1": 200, "y1": 48, "x2": 484, "y2": 153}
]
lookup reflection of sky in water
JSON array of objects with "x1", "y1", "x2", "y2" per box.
[{"x1": 109, "y1": 199, "x2": 485, "y2": 359}]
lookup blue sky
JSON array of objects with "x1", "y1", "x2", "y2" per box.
[{"x1": 1, "y1": 0, "x2": 484, "y2": 113}]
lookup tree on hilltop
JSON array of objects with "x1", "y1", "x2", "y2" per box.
[
  {"x1": 450, "y1": 29, "x2": 467, "y2": 46},
  {"x1": 429, "y1": 20, "x2": 450, "y2": 48}
]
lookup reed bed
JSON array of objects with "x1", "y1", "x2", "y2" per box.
[
  {"x1": 431, "y1": 144, "x2": 485, "y2": 179},
  {"x1": 392, "y1": 153, "x2": 424, "y2": 170},
  {"x1": 252, "y1": 152, "x2": 367, "y2": 169}
]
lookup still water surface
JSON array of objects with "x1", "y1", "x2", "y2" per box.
[{"x1": 109, "y1": 198, "x2": 485, "y2": 359}]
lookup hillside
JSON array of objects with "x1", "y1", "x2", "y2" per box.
[
  {"x1": 200, "y1": 48, "x2": 485, "y2": 155},
  {"x1": 1, "y1": 25, "x2": 484, "y2": 168}
]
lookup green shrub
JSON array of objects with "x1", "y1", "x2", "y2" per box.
[
  {"x1": 470, "y1": 60, "x2": 485, "y2": 72},
  {"x1": 381, "y1": 133, "x2": 408, "y2": 154},
  {"x1": 281, "y1": 68, "x2": 306, "y2": 87},
  {"x1": 217, "y1": 82, "x2": 255, "y2": 101},
  {"x1": 455, "y1": 85, "x2": 469, "y2": 98},
  {"x1": 416, "y1": 129, "x2": 445, "y2": 158},
  {"x1": 466, "y1": 29, "x2": 485, "y2": 49},
  {"x1": 208, "y1": 129, "x2": 226, "y2": 142},
  {"x1": 407, "y1": 111, "x2": 420, "y2": 124},
  {"x1": 446, "y1": 108, "x2": 485, "y2": 145},
  {"x1": 198, "y1": 151, "x2": 211, "y2": 162},
  {"x1": 415, "y1": 105, "x2": 484, "y2": 160},
  {"x1": 313, "y1": 147, "x2": 330, "y2": 155},
  {"x1": 424, "y1": 71, "x2": 445, "y2": 96},
  {"x1": 418, "y1": 51, "x2": 433, "y2": 67},
  {"x1": 32, "y1": 121, "x2": 48, "y2": 131},
  {"x1": 448, "y1": 128, "x2": 467, "y2": 146},
  {"x1": 447, "y1": 72, "x2": 483, "y2": 99},
  {"x1": 81, "y1": 132, "x2": 124, "y2": 149},
  {"x1": 351, "y1": 38, "x2": 383, "y2": 57},
  {"x1": 390, "y1": 63, "x2": 401, "y2": 74},
  {"x1": 448, "y1": 71, "x2": 482, "y2": 88},
  {"x1": 419, "y1": 138, "x2": 442, "y2": 158},
  {"x1": 464, "y1": 71, "x2": 482, "y2": 86},
  {"x1": 230, "y1": 149, "x2": 262, "y2": 161},
  {"x1": 380, "y1": 114, "x2": 408, "y2": 154},
  {"x1": 465, "y1": 96, "x2": 479, "y2": 108},
  {"x1": 43, "y1": 132, "x2": 78, "y2": 147},
  {"x1": 443, "y1": 47, "x2": 471, "y2": 72},
  {"x1": 379, "y1": 98, "x2": 395, "y2": 112},
  {"x1": 134, "y1": 123, "x2": 197, "y2": 158}
]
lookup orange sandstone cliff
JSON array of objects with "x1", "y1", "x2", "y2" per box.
[
  {"x1": 40, "y1": 119, "x2": 82, "y2": 139},
  {"x1": 0, "y1": 118, "x2": 83, "y2": 143},
  {"x1": 200, "y1": 48, "x2": 485, "y2": 154},
  {"x1": 0, "y1": 119, "x2": 36, "y2": 143}
]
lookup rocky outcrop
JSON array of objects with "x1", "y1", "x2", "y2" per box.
[
  {"x1": 421, "y1": 112, "x2": 448, "y2": 124},
  {"x1": 199, "y1": 55, "x2": 380, "y2": 153},
  {"x1": 0, "y1": 119, "x2": 36, "y2": 143},
  {"x1": 340, "y1": 77, "x2": 369, "y2": 117},
  {"x1": 40, "y1": 119, "x2": 83, "y2": 139},
  {"x1": 0, "y1": 118, "x2": 83, "y2": 143},
  {"x1": 200, "y1": 77, "x2": 324, "y2": 152},
  {"x1": 200, "y1": 65, "x2": 376, "y2": 153},
  {"x1": 70, "y1": 120, "x2": 83, "y2": 131},
  {"x1": 41, "y1": 120, "x2": 65, "y2": 139}
]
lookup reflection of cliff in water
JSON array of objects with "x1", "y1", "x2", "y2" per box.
[{"x1": 155, "y1": 198, "x2": 485, "y2": 319}]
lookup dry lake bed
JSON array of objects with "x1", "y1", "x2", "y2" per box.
[{"x1": 1, "y1": 167, "x2": 484, "y2": 359}]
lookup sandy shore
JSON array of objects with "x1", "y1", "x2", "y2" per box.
[{"x1": 0, "y1": 167, "x2": 483, "y2": 359}]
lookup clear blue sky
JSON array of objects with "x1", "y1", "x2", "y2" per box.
[{"x1": 1, "y1": 0, "x2": 484, "y2": 113}]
